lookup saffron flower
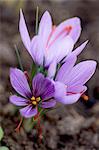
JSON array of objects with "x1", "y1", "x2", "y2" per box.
[
  {"x1": 19, "y1": 9, "x2": 88, "y2": 67},
  {"x1": 9, "y1": 68, "x2": 56, "y2": 118},
  {"x1": 51, "y1": 54, "x2": 97, "y2": 104}
]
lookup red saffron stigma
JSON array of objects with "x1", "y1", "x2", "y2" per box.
[
  {"x1": 24, "y1": 71, "x2": 30, "y2": 81},
  {"x1": 65, "y1": 26, "x2": 72, "y2": 34},
  {"x1": 34, "y1": 105, "x2": 43, "y2": 143}
]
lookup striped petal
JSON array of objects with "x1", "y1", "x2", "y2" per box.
[
  {"x1": 42, "y1": 99, "x2": 56, "y2": 108},
  {"x1": 20, "y1": 105, "x2": 37, "y2": 118},
  {"x1": 10, "y1": 68, "x2": 31, "y2": 98},
  {"x1": 65, "y1": 60, "x2": 97, "y2": 86},
  {"x1": 56, "y1": 54, "x2": 77, "y2": 83},
  {"x1": 32, "y1": 73, "x2": 55, "y2": 100},
  {"x1": 10, "y1": 95, "x2": 28, "y2": 106}
]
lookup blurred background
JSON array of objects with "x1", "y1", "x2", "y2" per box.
[{"x1": 0, "y1": 0, "x2": 99, "y2": 150}]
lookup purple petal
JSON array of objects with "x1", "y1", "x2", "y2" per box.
[
  {"x1": 45, "y1": 36, "x2": 74, "y2": 66},
  {"x1": 38, "y1": 11, "x2": 52, "y2": 48},
  {"x1": 54, "y1": 81, "x2": 66, "y2": 101},
  {"x1": 32, "y1": 73, "x2": 45, "y2": 97},
  {"x1": 19, "y1": 9, "x2": 31, "y2": 52},
  {"x1": 10, "y1": 68, "x2": 32, "y2": 98},
  {"x1": 56, "y1": 93, "x2": 81, "y2": 104},
  {"x1": 48, "y1": 60, "x2": 57, "y2": 79},
  {"x1": 56, "y1": 54, "x2": 77, "y2": 83},
  {"x1": 72, "y1": 40, "x2": 88, "y2": 56},
  {"x1": 65, "y1": 60, "x2": 97, "y2": 86},
  {"x1": 20, "y1": 105, "x2": 37, "y2": 118},
  {"x1": 42, "y1": 99, "x2": 56, "y2": 108},
  {"x1": 32, "y1": 73, "x2": 55, "y2": 100},
  {"x1": 41, "y1": 78, "x2": 55, "y2": 100},
  {"x1": 9, "y1": 95, "x2": 28, "y2": 106}
]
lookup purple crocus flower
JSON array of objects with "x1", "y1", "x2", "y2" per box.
[
  {"x1": 51, "y1": 54, "x2": 97, "y2": 104},
  {"x1": 19, "y1": 9, "x2": 87, "y2": 67},
  {"x1": 9, "y1": 68, "x2": 56, "y2": 118}
]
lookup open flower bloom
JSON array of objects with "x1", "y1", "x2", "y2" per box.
[
  {"x1": 19, "y1": 9, "x2": 87, "y2": 67},
  {"x1": 9, "y1": 68, "x2": 56, "y2": 118},
  {"x1": 53, "y1": 54, "x2": 97, "y2": 104}
]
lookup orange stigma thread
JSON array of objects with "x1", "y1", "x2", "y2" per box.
[
  {"x1": 15, "y1": 117, "x2": 23, "y2": 133},
  {"x1": 81, "y1": 94, "x2": 89, "y2": 101}
]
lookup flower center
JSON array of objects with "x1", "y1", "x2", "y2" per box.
[{"x1": 31, "y1": 96, "x2": 41, "y2": 105}]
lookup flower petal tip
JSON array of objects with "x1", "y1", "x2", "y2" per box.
[
  {"x1": 10, "y1": 67, "x2": 15, "y2": 75},
  {"x1": 10, "y1": 68, "x2": 18, "y2": 74},
  {"x1": 20, "y1": 8, "x2": 22, "y2": 13},
  {"x1": 43, "y1": 10, "x2": 51, "y2": 17},
  {"x1": 71, "y1": 17, "x2": 81, "y2": 26},
  {"x1": 20, "y1": 9, "x2": 23, "y2": 19},
  {"x1": 83, "y1": 40, "x2": 89, "y2": 46},
  {"x1": 88, "y1": 60, "x2": 97, "y2": 68}
]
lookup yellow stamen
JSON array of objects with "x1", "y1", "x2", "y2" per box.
[
  {"x1": 32, "y1": 101, "x2": 37, "y2": 105},
  {"x1": 31, "y1": 96, "x2": 41, "y2": 105},
  {"x1": 31, "y1": 96, "x2": 35, "y2": 101},
  {"x1": 36, "y1": 97, "x2": 41, "y2": 102}
]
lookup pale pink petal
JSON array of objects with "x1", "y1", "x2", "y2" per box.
[
  {"x1": 54, "y1": 81, "x2": 66, "y2": 101},
  {"x1": 45, "y1": 36, "x2": 74, "y2": 66},
  {"x1": 48, "y1": 17, "x2": 81, "y2": 45},
  {"x1": 68, "y1": 17, "x2": 81, "y2": 43},
  {"x1": 56, "y1": 54, "x2": 77, "y2": 83},
  {"x1": 67, "y1": 85, "x2": 87, "y2": 94},
  {"x1": 19, "y1": 9, "x2": 31, "y2": 52},
  {"x1": 38, "y1": 11, "x2": 52, "y2": 48},
  {"x1": 48, "y1": 60, "x2": 57, "y2": 78},
  {"x1": 56, "y1": 93, "x2": 81, "y2": 104},
  {"x1": 30, "y1": 35, "x2": 44, "y2": 65},
  {"x1": 65, "y1": 60, "x2": 97, "y2": 86},
  {"x1": 72, "y1": 40, "x2": 88, "y2": 56},
  {"x1": 30, "y1": 36, "x2": 38, "y2": 61}
]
